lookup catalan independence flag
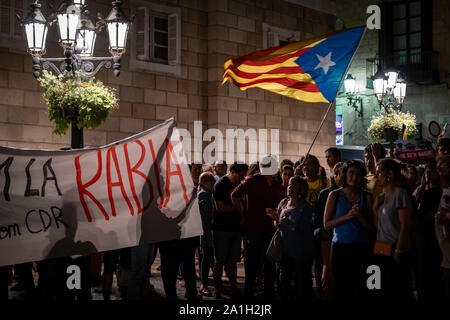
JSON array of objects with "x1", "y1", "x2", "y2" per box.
[
  {"x1": 401, "y1": 124, "x2": 408, "y2": 140},
  {"x1": 222, "y1": 27, "x2": 366, "y2": 103}
]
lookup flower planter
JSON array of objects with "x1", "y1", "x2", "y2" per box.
[
  {"x1": 38, "y1": 70, "x2": 118, "y2": 135},
  {"x1": 368, "y1": 108, "x2": 417, "y2": 142}
]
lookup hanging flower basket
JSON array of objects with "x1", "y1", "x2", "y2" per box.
[
  {"x1": 38, "y1": 70, "x2": 119, "y2": 135},
  {"x1": 368, "y1": 108, "x2": 417, "y2": 142}
]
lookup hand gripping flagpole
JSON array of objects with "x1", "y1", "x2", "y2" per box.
[{"x1": 304, "y1": 27, "x2": 367, "y2": 159}]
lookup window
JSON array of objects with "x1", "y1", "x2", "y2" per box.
[
  {"x1": 391, "y1": 1, "x2": 422, "y2": 65},
  {"x1": 262, "y1": 23, "x2": 300, "y2": 49},
  {"x1": 365, "y1": 57, "x2": 379, "y2": 89},
  {"x1": 0, "y1": 0, "x2": 31, "y2": 49},
  {"x1": 1, "y1": 0, "x2": 25, "y2": 38},
  {"x1": 379, "y1": 0, "x2": 435, "y2": 83},
  {"x1": 130, "y1": 1, "x2": 181, "y2": 75}
]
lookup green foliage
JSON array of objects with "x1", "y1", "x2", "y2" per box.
[
  {"x1": 368, "y1": 108, "x2": 418, "y2": 142},
  {"x1": 38, "y1": 70, "x2": 118, "y2": 135}
]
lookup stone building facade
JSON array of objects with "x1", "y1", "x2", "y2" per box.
[
  {"x1": 0, "y1": 0, "x2": 338, "y2": 165},
  {"x1": 335, "y1": 0, "x2": 450, "y2": 147}
]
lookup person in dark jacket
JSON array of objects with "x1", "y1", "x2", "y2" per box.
[
  {"x1": 231, "y1": 155, "x2": 285, "y2": 299},
  {"x1": 197, "y1": 172, "x2": 216, "y2": 297}
]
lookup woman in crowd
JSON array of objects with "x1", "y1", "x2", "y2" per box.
[
  {"x1": 281, "y1": 164, "x2": 294, "y2": 193},
  {"x1": 373, "y1": 158, "x2": 414, "y2": 300},
  {"x1": 247, "y1": 161, "x2": 260, "y2": 176},
  {"x1": 402, "y1": 164, "x2": 419, "y2": 195},
  {"x1": 324, "y1": 160, "x2": 374, "y2": 299},
  {"x1": 300, "y1": 154, "x2": 328, "y2": 297},
  {"x1": 435, "y1": 155, "x2": 450, "y2": 300},
  {"x1": 413, "y1": 160, "x2": 442, "y2": 300},
  {"x1": 197, "y1": 172, "x2": 216, "y2": 297},
  {"x1": 365, "y1": 143, "x2": 385, "y2": 199},
  {"x1": 267, "y1": 176, "x2": 314, "y2": 300},
  {"x1": 314, "y1": 161, "x2": 344, "y2": 300}
]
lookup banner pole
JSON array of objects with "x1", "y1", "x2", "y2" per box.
[{"x1": 303, "y1": 27, "x2": 367, "y2": 159}]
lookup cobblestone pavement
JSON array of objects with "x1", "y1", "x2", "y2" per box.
[{"x1": 7, "y1": 253, "x2": 266, "y2": 301}]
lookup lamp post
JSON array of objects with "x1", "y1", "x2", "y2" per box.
[
  {"x1": 343, "y1": 74, "x2": 363, "y2": 117},
  {"x1": 372, "y1": 67, "x2": 407, "y2": 113},
  {"x1": 17, "y1": 0, "x2": 131, "y2": 149}
]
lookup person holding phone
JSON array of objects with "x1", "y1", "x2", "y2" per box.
[
  {"x1": 266, "y1": 176, "x2": 314, "y2": 300},
  {"x1": 324, "y1": 160, "x2": 374, "y2": 299}
]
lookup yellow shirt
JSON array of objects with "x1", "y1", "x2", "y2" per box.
[
  {"x1": 366, "y1": 173, "x2": 383, "y2": 199},
  {"x1": 306, "y1": 178, "x2": 325, "y2": 206}
]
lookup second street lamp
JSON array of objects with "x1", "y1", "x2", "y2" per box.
[
  {"x1": 372, "y1": 66, "x2": 407, "y2": 112},
  {"x1": 343, "y1": 74, "x2": 363, "y2": 117},
  {"x1": 106, "y1": 0, "x2": 130, "y2": 57},
  {"x1": 105, "y1": 0, "x2": 131, "y2": 76}
]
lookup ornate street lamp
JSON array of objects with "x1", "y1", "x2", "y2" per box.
[
  {"x1": 75, "y1": 9, "x2": 97, "y2": 57},
  {"x1": 20, "y1": 1, "x2": 48, "y2": 59},
  {"x1": 372, "y1": 66, "x2": 407, "y2": 112},
  {"x1": 57, "y1": 0, "x2": 80, "y2": 48},
  {"x1": 17, "y1": 0, "x2": 132, "y2": 149},
  {"x1": 344, "y1": 73, "x2": 356, "y2": 93},
  {"x1": 372, "y1": 67, "x2": 387, "y2": 103},
  {"x1": 394, "y1": 78, "x2": 406, "y2": 105},
  {"x1": 104, "y1": 0, "x2": 131, "y2": 76},
  {"x1": 343, "y1": 74, "x2": 363, "y2": 117},
  {"x1": 105, "y1": 0, "x2": 130, "y2": 57},
  {"x1": 73, "y1": 0, "x2": 85, "y2": 6}
]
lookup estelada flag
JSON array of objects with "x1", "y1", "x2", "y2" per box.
[
  {"x1": 222, "y1": 26, "x2": 365, "y2": 103},
  {"x1": 401, "y1": 124, "x2": 408, "y2": 140}
]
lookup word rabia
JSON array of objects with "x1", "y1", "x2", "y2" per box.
[{"x1": 76, "y1": 139, "x2": 189, "y2": 222}]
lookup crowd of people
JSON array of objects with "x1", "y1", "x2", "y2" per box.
[{"x1": 2, "y1": 137, "x2": 450, "y2": 301}]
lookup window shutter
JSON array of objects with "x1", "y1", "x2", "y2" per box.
[
  {"x1": 135, "y1": 6, "x2": 147, "y2": 60},
  {"x1": 267, "y1": 31, "x2": 278, "y2": 48},
  {"x1": 167, "y1": 13, "x2": 179, "y2": 65},
  {"x1": 13, "y1": 0, "x2": 23, "y2": 37},
  {"x1": 1, "y1": 0, "x2": 11, "y2": 35}
]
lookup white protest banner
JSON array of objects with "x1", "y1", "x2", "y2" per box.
[{"x1": 0, "y1": 118, "x2": 202, "y2": 267}]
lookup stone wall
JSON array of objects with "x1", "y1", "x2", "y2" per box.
[{"x1": 0, "y1": 0, "x2": 337, "y2": 166}]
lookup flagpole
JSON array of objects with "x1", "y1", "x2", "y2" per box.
[
  {"x1": 304, "y1": 27, "x2": 367, "y2": 159},
  {"x1": 305, "y1": 100, "x2": 335, "y2": 158}
]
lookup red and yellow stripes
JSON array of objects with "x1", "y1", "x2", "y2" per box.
[{"x1": 222, "y1": 36, "x2": 329, "y2": 103}]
